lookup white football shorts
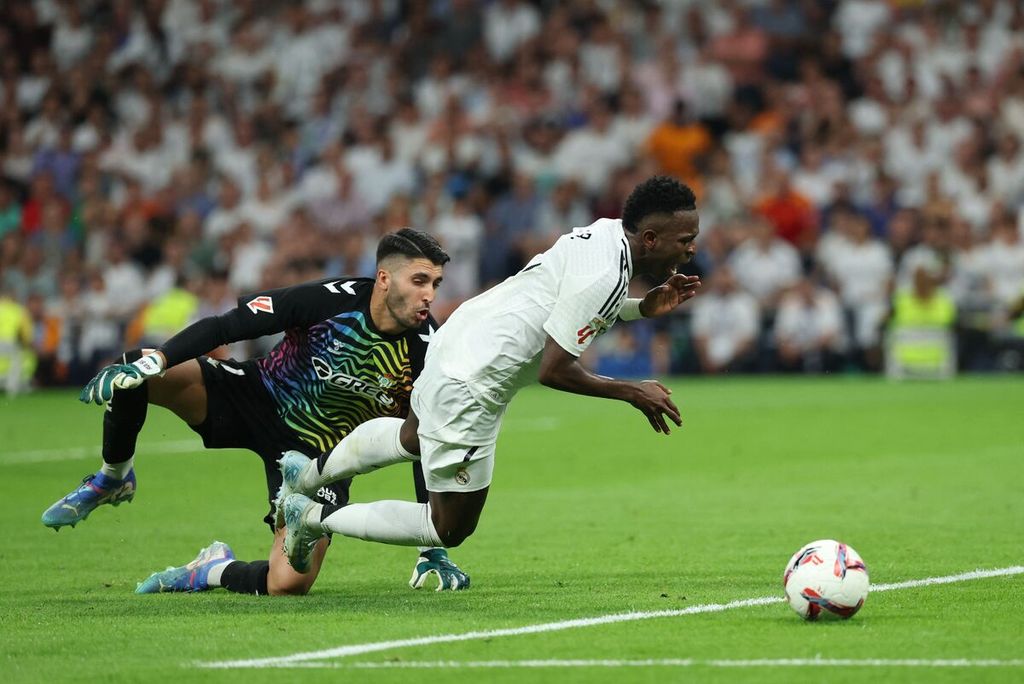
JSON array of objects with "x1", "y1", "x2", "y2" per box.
[{"x1": 410, "y1": 366, "x2": 505, "y2": 493}]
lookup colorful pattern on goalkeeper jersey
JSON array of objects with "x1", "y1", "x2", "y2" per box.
[{"x1": 256, "y1": 308, "x2": 417, "y2": 453}]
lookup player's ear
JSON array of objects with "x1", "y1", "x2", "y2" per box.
[
  {"x1": 642, "y1": 228, "x2": 659, "y2": 251},
  {"x1": 376, "y1": 267, "x2": 391, "y2": 291}
]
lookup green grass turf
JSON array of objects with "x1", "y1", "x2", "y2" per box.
[{"x1": 1, "y1": 376, "x2": 1022, "y2": 683}]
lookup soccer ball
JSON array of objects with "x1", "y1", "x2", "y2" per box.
[{"x1": 783, "y1": 539, "x2": 869, "y2": 620}]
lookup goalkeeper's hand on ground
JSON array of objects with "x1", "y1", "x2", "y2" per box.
[
  {"x1": 409, "y1": 548, "x2": 470, "y2": 591},
  {"x1": 80, "y1": 352, "x2": 166, "y2": 405}
]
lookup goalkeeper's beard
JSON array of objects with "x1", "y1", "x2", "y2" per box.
[{"x1": 385, "y1": 288, "x2": 424, "y2": 330}]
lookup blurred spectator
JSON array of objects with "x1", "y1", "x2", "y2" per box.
[
  {"x1": 0, "y1": 181, "x2": 22, "y2": 238},
  {"x1": 821, "y1": 212, "x2": 893, "y2": 371},
  {"x1": 31, "y1": 198, "x2": 77, "y2": 269},
  {"x1": 135, "y1": 277, "x2": 199, "y2": 350},
  {"x1": 101, "y1": 241, "x2": 145, "y2": 320},
  {"x1": 554, "y1": 97, "x2": 631, "y2": 196},
  {"x1": 978, "y1": 213, "x2": 1024, "y2": 320},
  {"x1": 708, "y1": 4, "x2": 769, "y2": 89},
  {"x1": 482, "y1": 172, "x2": 540, "y2": 285},
  {"x1": 593, "y1": 323, "x2": 659, "y2": 379},
  {"x1": 25, "y1": 291, "x2": 62, "y2": 386},
  {"x1": 225, "y1": 221, "x2": 273, "y2": 293},
  {"x1": 646, "y1": 100, "x2": 712, "y2": 196},
  {"x1": 897, "y1": 215, "x2": 952, "y2": 290},
  {"x1": 774, "y1": 277, "x2": 845, "y2": 373},
  {"x1": 728, "y1": 215, "x2": 801, "y2": 315},
  {"x1": 205, "y1": 178, "x2": 244, "y2": 241},
  {"x1": 4, "y1": 243, "x2": 57, "y2": 301},
  {"x1": 51, "y1": 2, "x2": 94, "y2": 72},
  {"x1": 0, "y1": 284, "x2": 33, "y2": 395},
  {"x1": 32, "y1": 124, "x2": 80, "y2": 199},
  {"x1": 690, "y1": 266, "x2": 759, "y2": 374},
  {"x1": 19, "y1": 171, "x2": 63, "y2": 236},
  {"x1": 431, "y1": 188, "x2": 484, "y2": 315},
  {"x1": 484, "y1": 0, "x2": 541, "y2": 64},
  {"x1": 350, "y1": 133, "x2": 416, "y2": 215},
  {"x1": 754, "y1": 165, "x2": 818, "y2": 255},
  {"x1": 240, "y1": 171, "x2": 296, "y2": 238},
  {"x1": 534, "y1": 180, "x2": 591, "y2": 250},
  {"x1": 76, "y1": 270, "x2": 121, "y2": 383},
  {"x1": 885, "y1": 265, "x2": 957, "y2": 379}
]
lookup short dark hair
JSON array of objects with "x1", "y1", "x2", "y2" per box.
[
  {"x1": 376, "y1": 228, "x2": 450, "y2": 266},
  {"x1": 621, "y1": 176, "x2": 697, "y2": 233}
]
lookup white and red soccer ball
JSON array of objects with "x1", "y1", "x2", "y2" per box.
[{"x1": 783, "y1": 539, "x2": 869, "y2": 620}]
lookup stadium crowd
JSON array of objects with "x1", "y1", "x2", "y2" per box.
[{"x1": 2, "y1": 0, "x2": 1024, "y2": 394}]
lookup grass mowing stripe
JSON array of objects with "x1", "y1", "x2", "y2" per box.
[
  {"x1": 194, "y1": 565, "x2": 1024, "y2": 670},
  {"x1": 257, "y1": 658, "x2": 1024, "y2": 669},
  {"x1": 0, "y1": 417, "x2": 560, "y2": 466},
  {"x1": 0, "y1": 439, "x2": 201, "y2": 465}
]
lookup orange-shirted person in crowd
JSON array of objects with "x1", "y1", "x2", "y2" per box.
[{"x1": 646, "y1": 99, "x2": 712, "y2": 197}]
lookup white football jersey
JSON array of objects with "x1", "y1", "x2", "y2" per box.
[{"x1": 428, "y1": 217, "x2": 633, "y2": 408}]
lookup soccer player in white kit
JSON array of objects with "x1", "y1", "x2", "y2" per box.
[{"x1": 278, "y1": 176, "x2": 702, "y2": 583}]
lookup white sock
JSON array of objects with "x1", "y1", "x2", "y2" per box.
[
  {"x1": 314, "y1": 501, "x2": 443, "y2": 547},
  {"x1": 305, "y1": 417, "x2": 415, "y2": 490},
  {"x1": 205, "y1": 561, "x2": 232, "y2": 588},
  {"x1": 100, "y1": 457, "x2": 134, "y2": 481}
]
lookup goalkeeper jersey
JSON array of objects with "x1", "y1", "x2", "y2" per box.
[{"x1": 158, "y1": 277, "x2": 435, "y2": 453}]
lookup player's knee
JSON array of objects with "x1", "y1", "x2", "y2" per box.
[
  {"x1": 399, "y1": 417, "x2": 420, "y2": 456},
  {"x1": 434, "y1": 519, "x2": 477, "y2": 548},
  {"x1": 440, "y1": 529, "x2": 469, "y2": 548}
]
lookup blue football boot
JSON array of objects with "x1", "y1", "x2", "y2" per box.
[
  {"x1": 41, "y1": 470, "x2": 137, "y2": 530},
  {"x1": 136, "y1": 542, "x2": 235, "y2": 594},
  {"x1": 281, "y1": 493, "x2": 321, "y2": 573}
]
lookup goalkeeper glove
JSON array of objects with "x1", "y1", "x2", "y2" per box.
[
  {"x1": 80, "y1": 352, "x2": 166, "y2": 405},
  {"x1": 409, "y1": 548, "x2": 470, "y2": 591}
]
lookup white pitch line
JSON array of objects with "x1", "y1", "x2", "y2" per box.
[
  {"x1": 0, "y1": 440, "x2": 200, "y2": 465},
  {"x1": 257, "y1": 658, "x2": 1024, "y2": 670},
  {"x1": 195, "y1": 565, "x2": 1024, "y2": 670}
]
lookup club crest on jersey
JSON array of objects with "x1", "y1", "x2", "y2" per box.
[
  {"x1": 577, "y1": 316, "x2": 609, "y2": 345},
  {"x1": 312, "y1": 357, "x2": 396, "y2": 407},
  {"x1": 246, "y1": 296, "x2": 274, "y2": 314}
]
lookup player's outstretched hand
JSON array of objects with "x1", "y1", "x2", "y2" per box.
[
  {"x1": 410, "y1": 548, "x2": 470, "y2": 591},
  {"x1": 79, "y1": 352, "x2": 165, "y2": 405},
  {"x1": 629, "y1": 380, "x2": 682, "y2": 434},
  {"x1": 639, "y1": 274, "x2": 701, "y2": 318}
]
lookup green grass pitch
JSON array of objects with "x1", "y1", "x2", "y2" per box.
[{"x1": 1, "y1": 376, "x2": 1022, "y2": 683}]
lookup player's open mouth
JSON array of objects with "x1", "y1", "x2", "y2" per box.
[{"x1": 415, "y1": 309, "x2": 429, "y2": 321}]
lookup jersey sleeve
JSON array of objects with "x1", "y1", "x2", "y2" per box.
[
  {"x1": 158, "y1": 278, "x2": 366, "y2": 367},
  {"x1": 542, "y1": 240, "x2": 629, "y2": 357}
]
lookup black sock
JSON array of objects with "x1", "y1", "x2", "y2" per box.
[
  {"x1": 412, "y1": 461, "x2": 428, "y2": 504},
  {"x1": 319, "y1": 503, "x2": 342, "y2": 522},
  {"x1": 101, "y1": 349, "x2": 149, "y2": 466},
  {"x1": 219, "y1": 560, "x2": 270, "y2": 595}
]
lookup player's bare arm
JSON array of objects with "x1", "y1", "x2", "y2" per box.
[{"x1": 537, "y1": 335, "x2": 682, "y2": 434}]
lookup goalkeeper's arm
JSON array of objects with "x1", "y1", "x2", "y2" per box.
[
  {"x1": 78, "y1": 308, "x2": 272, "y2": 405},
  {"x1": 79, "y1": 279, "x2": 358, "y2": 404}
]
